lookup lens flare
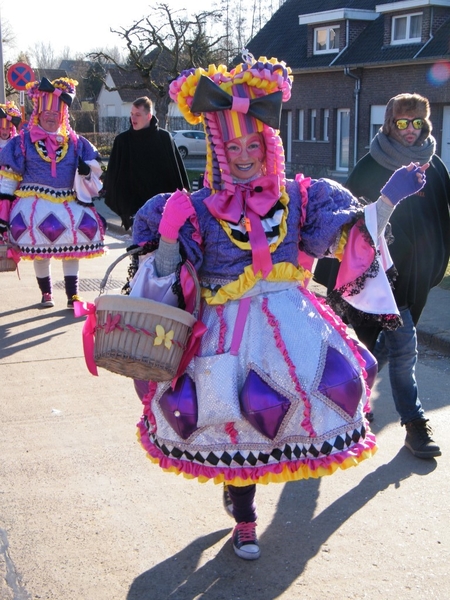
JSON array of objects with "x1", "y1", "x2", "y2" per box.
[{"x1": 427, "y1": 62, "x2": 450, "y2": 86}]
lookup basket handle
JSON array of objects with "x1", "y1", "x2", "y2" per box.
[
  {"x1": 99, "y1": 247, "x2": 143, "y2": 293},
  {"x1": 100, "y1": 249, "x2": 202, "y2": 317}
]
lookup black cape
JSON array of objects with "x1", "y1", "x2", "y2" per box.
[
  {"x1": 314, "y1": 153, "x2": 450, "y2": 348},
  {"x1": 103, "y1": 116, "x2": 190, "y2": 230}
]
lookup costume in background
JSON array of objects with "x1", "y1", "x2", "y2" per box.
[
  {"x1": 103, "y1": 116, "x2": 190, "y2": 231},
  {"x1": 129, "y1": 56, "x2": 423, "y2": 490},
  {"x1": 0, "y1": 78, "x2": 105, "y2": 304},
  {"x1": 0, "y1": 102, "x2": 22, "y2": 232}
]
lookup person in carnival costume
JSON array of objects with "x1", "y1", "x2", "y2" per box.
[
  {"x1": 0, "y1": 77, "x2": 105, "y2": 308},
  {"x1": 0, "y1": 101, "x2": 22, "y2": 235},
  {"x1": 130, "y1": 54, "x2": 427, "y2": 560}
]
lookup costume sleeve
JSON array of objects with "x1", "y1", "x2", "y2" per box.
[
  {"x1": 300, "y1": 178, "x2": 362, "y2": 258},
  {"x1": 132, "y1": 192, "x2": 203, "y2": 271},
  {"x1": 0, "y1": 136, "x2": 25, "y2": 175}
]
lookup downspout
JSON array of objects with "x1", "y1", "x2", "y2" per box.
[{"x1": 344, "y1": 67, "x2": 361, "y2": 168}]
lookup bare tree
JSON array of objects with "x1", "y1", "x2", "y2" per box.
[
  {"x1": 88, "y1": 3, "x2": 226, "y2": 123},
  {"x1": 30, "y1": 42, "x2": 58, "y2": 69}
]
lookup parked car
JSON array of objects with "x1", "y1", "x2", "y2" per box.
[{"x1": 171, "y1": 130, "x2": 206, "y2": 158}]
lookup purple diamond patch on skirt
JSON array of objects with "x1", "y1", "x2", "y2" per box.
[
  {"x1": 240, "y1": 370, "x2": 291, "y2": 440},
  {"x1": 78, "y1": 211, "x2": 99, "y2": 241},
  {"x1": 318, "y1": 346, "x2": 363, "y2": 417},
  {"x1": 38, "y1": 212, "x2": 67, "y2": 242},
  {"x1": 9, "y1": 212, "x2": 28, "y2": 241}
]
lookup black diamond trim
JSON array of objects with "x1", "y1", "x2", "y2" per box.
[
  {"x1": 320, "y1": 441, "x2": 333, "y2": 456},
  {"x1": 206, "y1": 452, "x2": 219, "y2": 466},
  {"x1": 233, "y1": 452, "x2": 246, "y2": 466},
  {"x1": 334, "y1": 435, "x2": 345, "y2": 451}
]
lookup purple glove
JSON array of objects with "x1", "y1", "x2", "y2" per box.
[
  {"x1": 380, "y1": 163, "x2": 426, "y2": 206},
  {"x1": 158, "y1": 189, "x2": 195, "y2": 240}
]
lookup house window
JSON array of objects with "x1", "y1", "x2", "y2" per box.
[
  {"x1": 298, "y1": 109, "x2": 304, "y2": 140},
  {"x1": 392, "y1": 12, "x2": 422, "y2": 44},
  {"x1": 323, "y1": 109, "x2": 330, "y2": 141},
  {"x1": 310, "y1": 109, "x2": 317, "y2": 141},
  {"x1": 314, "y1": 26, "x2": 340, "y2": 54},
  {"x1": 336, "y1": 108, "x2": 350, "y2": 171}
]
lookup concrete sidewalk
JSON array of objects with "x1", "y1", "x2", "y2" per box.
[{"x1": 95, "y1": 197, "x2": 450, "y2": 357}]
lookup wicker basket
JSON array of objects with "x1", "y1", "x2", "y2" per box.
[
  {"x1": 94, "y1": 250, "x2": 200, "y2": 381},
  {"x1": 0, "y1": 242, "x2": 17, "y2": 272}
]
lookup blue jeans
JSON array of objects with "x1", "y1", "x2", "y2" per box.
[{"x1": 373, "y1": 307, "x2": 424, "y2": 425}]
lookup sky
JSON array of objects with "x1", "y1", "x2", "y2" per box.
[{"x1": 0, "y1": 1, "x2": 212, "y2": 64}]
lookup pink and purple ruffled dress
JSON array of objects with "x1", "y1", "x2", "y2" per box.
[
  {"x1": 131, "y1": 176, "x2": 395, "y2": 486},
  {"x1": 0, "y1": 129, "x2": 105, "y2": 260}
]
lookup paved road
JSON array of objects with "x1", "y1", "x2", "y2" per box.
[{"x1": 1, "y1": 232, "x2": 449, "y2": 600}]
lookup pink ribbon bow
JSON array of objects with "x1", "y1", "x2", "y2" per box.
[
  {"x1": 74, "y1": 300, "x2": 98, "y2": 376},
  {"x1": 104, "y1": 313, "x2": 122, "y2": 333},
  {"x1": 29, "y1": 125, "x2": 62, "y2": 177},
  {"x1": 204, "y1": 174, "x2": 280, "y2": 278}
]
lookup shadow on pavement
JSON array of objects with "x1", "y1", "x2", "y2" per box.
[
  {"x1": 0, "y1": 307, "x2": 76, "y2": 360},
  {"x1": 126, "y1": 450, "x2": 436, "y2": 600}
]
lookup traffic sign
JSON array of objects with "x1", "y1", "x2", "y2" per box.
[{"x1": 7, "y1": 63, "x2": 36, "y2": 91}]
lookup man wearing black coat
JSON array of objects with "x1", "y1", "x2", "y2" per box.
[
  {"x1": 103, "y1": 96, "x2": 190, "y2": 231},
  {"x1": 315, "y1": 93, "x2": 450, "y2": 459}
]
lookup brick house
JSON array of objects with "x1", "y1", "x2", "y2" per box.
[{"x1": 245, "y1": 0, "x2": 450, "y2": 178}]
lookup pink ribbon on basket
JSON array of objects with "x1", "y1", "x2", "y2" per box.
[
  {"x1": 74, "y1": 300, "x2": 99, "y2": 376},
  {"x1": 6, "y1": 245, "x2": 21, "y2": 264}
]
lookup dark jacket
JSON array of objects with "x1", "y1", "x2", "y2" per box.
[
  {"x1": 315, "y1": 152, "x2": 450, "y2": 341},
  {"x1": 103, "y1": 116, "x2": 190, "y2": 230}
]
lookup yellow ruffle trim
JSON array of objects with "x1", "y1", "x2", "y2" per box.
[
  {"x1": 202, "y1": 261, "x2": 311, "y2": 305},
  {"x1": 334, "y1": 226, "x2": 349, "y2": 261},
  {"x1": 15, "y1": 189, "x2": 77, "y2": 203},
  {"x1": 141, "y1": 439, "x2": 377, "y2": 487},
  {"x1": 0, "y1": 169, "x2": 22, "y2": 181}
]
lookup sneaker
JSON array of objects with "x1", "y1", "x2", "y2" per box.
[
  {"x1": 404, "y1": 418, "x2": 442, "y2": 459},
  {"x1": 41, "y1": 293, "x2": 54, "y2": 308},
  {"x1": 67, "y1": 294, "x2": 82, "y2": 308},
  {"x1": 232, "y1": 522, "x2": 260, "y2": 560},
  {"x1": 223, "y1": 483, "x2": 234, "y2": 518}
]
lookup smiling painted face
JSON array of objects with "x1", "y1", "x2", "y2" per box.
[
  {"x1": 39, "y1": 110, "x2": 62, "y2": 133},
  {"x1": 225, "y1": 133, "x2": 265, "y2": 181}
]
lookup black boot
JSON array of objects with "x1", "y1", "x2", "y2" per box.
[
  {"x1": 64, "y1": 275, "x2": 81, "y2": 308},
  {"x1": 36, "y1": 276, "x2": 54, "y2": 308},
  {"x1": 404, "y1": 418, "x2": 441, "y2": 459}
]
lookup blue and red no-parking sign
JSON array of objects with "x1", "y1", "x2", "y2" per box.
[{"x1": 7, "y1": 63, "x2": 36, "y2": 90}]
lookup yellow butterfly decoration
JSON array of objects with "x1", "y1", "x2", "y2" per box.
[{"x1": 153, "y1": 324, "x2": 174, "y2": 350}]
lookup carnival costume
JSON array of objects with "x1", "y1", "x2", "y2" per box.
[
  {"x1": 0, "y1": 101, "x2": 22, "y2": 231},
  {"x1": 126, "y1": 56, "x2": 424, "y2": 492},
  {"x1": 0, "y1": 78, "x2": 105, "y2": 261}
]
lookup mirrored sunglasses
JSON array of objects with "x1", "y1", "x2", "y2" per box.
[{"x1": 394, "y1": 118, "x2": 424, "y2": 130}]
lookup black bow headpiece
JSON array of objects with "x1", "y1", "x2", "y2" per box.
[
  {"x1": 0, "y1": 107, "x2": 21, "y2": 127},
  {"x1": 38, "y1": 77, "x2": 74, "y2": 107},
  {"x1": 190, "y1": 75, "x2": 282, "y2": 130}
]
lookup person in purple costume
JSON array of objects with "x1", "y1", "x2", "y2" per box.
[
  {"x1": 0, "y1": 77, "x2": 105, "y2": 308},
  {"x1": 129, "y1": 54, "x2": 427, "y2": 561}
]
